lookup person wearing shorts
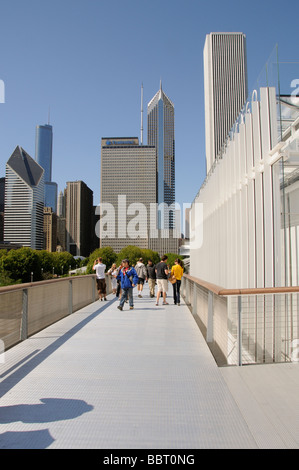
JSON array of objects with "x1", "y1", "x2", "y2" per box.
[
  {"x1": 155, "y1": 255, "x2": 169, "y2": 306},
  {"x1": 93, "y1": 257, "x2": 107, "y2": 301},
  {"x1": 146, "y1": 259, "x2": 156, "y2": 298},
  {"x1": 135, "y1": 258, "x2": 147, "y2": 298}
]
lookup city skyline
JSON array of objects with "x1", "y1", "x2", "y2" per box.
[{"x1": 0, "y1": 0, "x2": 298, "y2": 215}]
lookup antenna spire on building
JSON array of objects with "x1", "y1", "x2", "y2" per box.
[{"x1": 141, "y1": 83, "x2": 144, "y2": 145}]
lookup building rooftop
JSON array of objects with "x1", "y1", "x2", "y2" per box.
[{"x1": 7, "y1": 146, "x2": 44, "y2": 188}]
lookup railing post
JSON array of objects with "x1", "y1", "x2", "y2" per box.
[
  {"x1": 206, "y1": 291, "x2": 214, "y2": 343},
  {"x1": 21, "y1": 288, "x2": 28, "y2": 341},
  {"x1": 186, "y1": 278, "x2": 190, "y2": 305},
  {"x1": 192, "y1": 282, "x2": 197, "y2": 314},
  {"x1": 92, "y1": 276, "x2": 96, "y2": 302},
  {"x1": 181, "y1": 276, "x2": 185, "y2": 298},
  {"x1": 69, "y1": 280, "x2": 73, "y2": 315},
  {"x1": 238, "y1": 296, "x2": 242, "y2": 366}
]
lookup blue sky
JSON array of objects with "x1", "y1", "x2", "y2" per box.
[{"x1": 0, "y1": 0, "x2": 298, "y2": 213}]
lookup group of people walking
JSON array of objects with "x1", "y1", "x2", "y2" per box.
[{"x1": 92, "y1": 255, "x2": 184, "y2": 310}]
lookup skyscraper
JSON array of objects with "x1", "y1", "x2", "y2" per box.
[
  {"x1": 147, "y1": 82, "x2": 175, "y2": 229},
  {"x1": 0, "y1": 177, "x2": 4, "y2": 242},
  {"x1": 43, "y1": 206, "x2": 57, "y2": 252},
  {"x1": 66, "y1": 181, "x2": 94, "y2": 257},
  {"x1": 4, "y1": 146, "x2": 44, "y2": 249},
  {"x1": 57, "y1": 189, "x2": 66, "y2": 252},
  {"x1": 35, "y1": 124, "x2": 58, "y2": 212},
  {"x1": 0, "y1": 177, "x2": 5, "y2": 213},
  {"x1": 204, "y1": 32, "x2": 248, "y2": 174},
  {"x1": 100, "y1": 137, "x2": 157, "y2": 253}
]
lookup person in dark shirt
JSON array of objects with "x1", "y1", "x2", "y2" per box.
[
  {"x1": 155, "y1": 255, "x2": 169, "y2": 306},
  {"x1": 146, "y1": 259, "x2": 156, "y2": 298}
]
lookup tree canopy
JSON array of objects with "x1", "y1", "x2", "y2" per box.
[
  {"x1": 0, "y1": 244, "x2": 183, "y2": 286},
  {"x1": 116, "y1": 246, "x2": 160, "y2": 267},
  {"x1": 0, "y1": 248, "x2": 76, "y2": 285},
  {"x1": 86, "y1": 246, "x2": 117, "y2": 273}
]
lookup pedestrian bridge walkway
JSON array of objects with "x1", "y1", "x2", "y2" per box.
[{"x1": 1, "y1": 284, "x2": 299, "y2": 449}]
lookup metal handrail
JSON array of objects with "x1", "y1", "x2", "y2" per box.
[
  {"x1": 0, "y1": 274, "x2": 97, "y2": 295},
  {"x1": 182, "y1": 274, "x2": 299, "y2": 366},
  {"x1": 183, "y1": 273, "x2": 299, "y2": 296}
]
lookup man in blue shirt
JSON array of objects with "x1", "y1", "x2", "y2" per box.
[{"x1": 117, "y1": 259, "x2": 139, "y2": 310}]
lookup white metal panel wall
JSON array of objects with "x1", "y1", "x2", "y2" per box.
[{"x1": 190, "y1": 88, "x2": 279, "y2": 289}]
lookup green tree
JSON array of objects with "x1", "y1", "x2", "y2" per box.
[
  {"x1": 52, "y1": 252, "x2": 76, "y2": 276},
  {"x1": 86, "y1": 246, "x2": 117, "y2": 273},
  {"x1": 0, "y1": 249, "x2": 7, "y2": 260},
  {"x1": 1, "y1": 247, "x2": 41, "y2": 283},
  {"x1": 164, "y1": 253, "x2": 184, "y2": 268},
  {"x1": 0, "y1": 271, "x2": 22, "y2": 287},
  {"x1": 36, "y1": 250, "x2": 55, "y2": 276},
  {"x1": 116, "y1": 245, "x2": 143, "y2": 267},
  {"x1": 140, "y1": 249, "x2": 160, "y2": 265}
]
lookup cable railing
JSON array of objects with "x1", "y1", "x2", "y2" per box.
[
  {"x1": 182, "y1": 274, "x2": 299, "y2": 366},
  {"x1": 0, "y1": 274, "x2": 113, "y2": 351}
]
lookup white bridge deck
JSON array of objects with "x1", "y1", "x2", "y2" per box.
[{"x1": 0, "y1": 284, "x2": 298, "y2": 449}]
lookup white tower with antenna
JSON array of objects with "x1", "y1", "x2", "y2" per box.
[{"x1": 141, "y1": 83, "x2": 144, "y2": 145}]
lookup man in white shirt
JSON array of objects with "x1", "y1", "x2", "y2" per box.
[{"x1": 92, "y1": 257, "x2": 107, "y2": 301}]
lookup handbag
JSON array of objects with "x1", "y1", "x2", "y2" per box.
[{"x1": 169, "y1": 274, "x2": 177, "y2": 284}]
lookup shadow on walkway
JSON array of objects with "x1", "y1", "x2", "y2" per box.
[
  {"x1": 0, "y1": 429, "x2": 54, "y2": 449},
  {"x1": 0, "y1": 397, "x2": 93, "y2": 423},
  {"x1": 0, "y1": 397, "x2": 93, "y2": 449},
  {"x1": 0, "y1": 298, "x2": 116, "y2": 399}
]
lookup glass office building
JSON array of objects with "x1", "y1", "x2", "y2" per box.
[
  {"x1": 147, "y1": 82, "x2": 175, "y2": 229},
  {"x1": 35, "y1": 124, "x2": 57, "y2": 212}
]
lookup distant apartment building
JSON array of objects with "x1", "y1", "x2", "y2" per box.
[
  {"x1": 66, "y1": 181, "x2": 94, "y2": 257},
  {"x1": 204, "y1": 32, "x2": 248, "y2": 174},
  {"x1": 56, "y1": 189, "x2": 66, "y2": 252},
  {"x1": 58, "y1": 190, "x2": 66, "y2": 218},
  {"x1": 35, "y1": 124, "x2": 58, "y2": 212},
  {"x1": 43, "y1": 206, "x2": 57, "y2": 252},
  {"x1": 4, "y1": 146, "x2": 44, "y2": 249}
]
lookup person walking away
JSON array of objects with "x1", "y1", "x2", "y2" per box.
[
  {"x1": 146, "y1": 259, "x2": 156, "y2": 298},
  {"x1": 116, "y1": 259, "x2": 139, "y2": 310},
  {"x1": 108, "y1": 263, "x2": 118, "y2": 294},
  {"x1": 155, "y1": 255, "x2": 169, "y2": 306},
  {"x1": 171, "y1": 258, "x2": 184, "y2": 305},
  {"x1": 115, "y1": 264, "x2": 122, "y2": 298},
  {"x1": 93, "y1": 257, "x2": 107, "y2": 301},
  {"x1": 135, "y1": 258, "x2": 147, "y2": 297}
]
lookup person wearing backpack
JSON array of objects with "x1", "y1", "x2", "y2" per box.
[
  {"x1": 116, "y1": 259, "x2": 139, "y2": 310},
  {"x1": 135, "y1": 258, "x2": 147, "y2": 298}
]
